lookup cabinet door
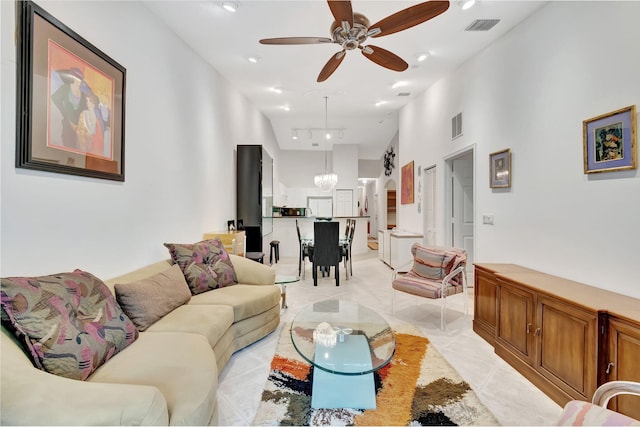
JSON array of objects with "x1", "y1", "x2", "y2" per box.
[
  {"x1": 496, "y1": 280, "x2": 535, "y2": 364},
  {"x1": 606, "y1": 317, "x2": 640, "y2": 420},
  {"x1": 536, "y1": 295, "x2": 598, "y2": 401},
  {"x1": 473, "y1": 268, "x2": 498, "y2": 344}
]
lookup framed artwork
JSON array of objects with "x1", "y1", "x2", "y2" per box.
[
  {"x1": 16, "y1": 1, "x2": 126, "y2": 181},
  {"x1": 489, "y1": 149, "x2": 511, "y2": 188},
  {"x1": 583, "y1": 105, "x2": 637, "y2": 174},
  {"x1": 401, "y1": 161, "x2": 414, "y2": 204}
]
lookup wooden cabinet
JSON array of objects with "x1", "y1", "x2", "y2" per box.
[
  {"x1": 605, "y1": 316, "x2": 640, "y2": 420},
  {"x1": 203, "y1": 231, "x2": 245, "y2": 256},
  {"x1": 475, "y1": 264, "x2": 640, "y2": 418}
]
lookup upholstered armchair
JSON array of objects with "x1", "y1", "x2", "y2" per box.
[
  {"x1": 556, "y1": 381, "x2": 640, "y2": 426},
  {"x1": 391, "y1": 244, "x2": 468, "y2": 330}
]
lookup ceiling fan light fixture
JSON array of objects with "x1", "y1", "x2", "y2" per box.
[{"x1": 221, "y1": 1, "x2": 238, "y2": 13}]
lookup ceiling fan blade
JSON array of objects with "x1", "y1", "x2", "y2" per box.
[
  {"x1": 370, "y1": 1, "x2": 450, "y2": 38},
  {"x1": 327, "y1": 0, "x2": 353, "y2": 28},
  {"x1": 260, "y1": 37, "x2": 334, "y2": 45},
  {"x1": 361, "y1": 45, "x2": 408, "y2": 72},
  {"x1": 317, "y1": 51, "x2": 346, "y2": 82}
]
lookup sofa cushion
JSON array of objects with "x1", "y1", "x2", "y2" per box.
[
  {"x1": 89, "y1": 332, "x2": 218, "y2": 426},
  {"x1": 114, "y1": 264, "x2": 191, "y2": 331},
  {"x1": 164, "y1": 238, "x2": 238, "y2": 295},
  {"x1": 0, "y1": 270, "x2": 138, "y2": 380},
  {"x1": 189, "y1": 284, "x2": 281, "y2": 322},
  {"x1": 145, "y1": 304, "x2": 234, "y2": 348},
  {"x1": 411, "y1": 244, "x2": 457, "y2": 280}
]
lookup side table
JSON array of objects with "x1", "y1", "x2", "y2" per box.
[{"x1": 274, "y1": 275, "x2": 300, "y2": 309}]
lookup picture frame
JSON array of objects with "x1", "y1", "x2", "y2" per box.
[
  {"x1": 401, "y1": 161, "x2": 414, "y2": 204},
  {"x1": 16, "y1": 1, "x2": 126, "y2": 181},
  {"x1": 489, "y1": 149, "x2": 511, "y2": 188},
  {"x1": 583, "y1": 105, "x2": 637, "y2": 174}
]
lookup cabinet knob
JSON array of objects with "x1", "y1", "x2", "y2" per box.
[
  {"x1": 534, "y1": 328, "x2": 541, "y2": 336},
  {"x1": 526, "y1": 323, "x2": 531, "y2": 334},
  {"x1": 606, "y1": 362, "x2": 615, "y2": 374}
]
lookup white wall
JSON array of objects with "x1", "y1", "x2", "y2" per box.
[
  {"x1": 0, "y1": 1, "x2": 279, "y2": 279},
  {"x1": 398, "y1": 2, "x2": 640, "y2": 297}
]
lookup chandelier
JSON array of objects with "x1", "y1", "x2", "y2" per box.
[{"x1": 314, "y1": 96, "x2": 338, "y2": 191}]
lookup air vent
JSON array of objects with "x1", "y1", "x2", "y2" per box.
[
  {"x1": 311, "y1": 143, "x2": 319, "y2": 147},
  {"x1": 465, "y1": 19, "x2": 500, "y2": 31},
  {"x1": 452, "y1": 112, "x2": 462, "y2": 140},
  {"x1": 397, "y1": 92, "x2": 411, "y2": 97}
]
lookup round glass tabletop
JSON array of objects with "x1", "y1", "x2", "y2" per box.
[
  {"x1": 290, "y1": 299, "x2": 395, "y2": 376},
  {"x1": 274, "y1": 275, "x2": 300, "y2": 284}
]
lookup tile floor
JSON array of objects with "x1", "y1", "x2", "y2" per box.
[{"x1": 216, "y1": 250, "x2": 564, "y2": 426}]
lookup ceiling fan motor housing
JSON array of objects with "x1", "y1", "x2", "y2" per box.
[{"x1": 331, "y1": 12, "x2": 371, "y2": 50}]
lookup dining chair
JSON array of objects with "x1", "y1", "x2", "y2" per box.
[
  {"x1": 296, "y1": 219, "x2": 310, "y2": 278},
  {"x1": 341, "y1": 219, "x2": 356, "y2": 278},
  {"x1": 311, "y1": 221, "x2": 341, "y2": 286}
]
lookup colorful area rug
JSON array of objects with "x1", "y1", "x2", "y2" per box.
[{"x1": 252, "y1": 323, "x2": 499, "y2": 426}]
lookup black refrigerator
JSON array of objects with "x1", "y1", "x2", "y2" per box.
[{"x1": 236, "y1": 145, "x2": 273, "y2": 253}]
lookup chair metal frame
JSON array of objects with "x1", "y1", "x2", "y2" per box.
[{"x1": 392, "y1": 255, "x2": 469, "y2": 331}]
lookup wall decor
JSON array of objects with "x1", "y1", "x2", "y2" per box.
[
  {"x1": 583, "y1": 105, "x2": 636, "y2": 174},
  {"x1": 401, "y1": 161, "x2": 414, "y2": 204},
  {"x1": 16, "y1": 1, "x2": 126, "y2": 181},
  {"x1": 383, "y1": 146, "x2": 395, "y2": 176},
  {"x1": 489, "y1": 149, "x2": 511, "y2": 188}
]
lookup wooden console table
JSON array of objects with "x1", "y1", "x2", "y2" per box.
[
  {"x1": 474, "y1": 263, "x2": 640, "y2": 420},
  {"x1": 203, "y1": 231, "x2": 245, "y2": 256}
]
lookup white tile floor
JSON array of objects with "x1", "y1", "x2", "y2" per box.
[{"x1": 216, "y1": 250, "x2": 563, "y2": 426}]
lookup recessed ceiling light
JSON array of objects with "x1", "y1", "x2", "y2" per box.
[
  {"x1": 392, "y1": 81, "x2": 408, "y2": 89},
  {"x1": 459, "y1": 0, "x2": 476, "y2": 11},
  {"x1": 269, "y1": 87, "x2": 283, "y2": 94},
  {"x1": 222, "y1": 2, "x2": 238, "y2": 13},
  {"x1": 415, "y1": 52, "x2": 430, "y2": 62},
  {"x1": 281, "y1": 105, "x2": 290, "y2": 111},
  {"x1": 375, "y1": 101, "x2": 388, "y2": 107},
  {"x1": 247, "y1": 56, "x2": 259, "y2": 63}
]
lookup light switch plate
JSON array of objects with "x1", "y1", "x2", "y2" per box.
[{"x1": 482, "y1": 214, "x2": 494, "y2": 225}]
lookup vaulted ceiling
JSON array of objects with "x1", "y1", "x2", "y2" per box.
[{"x1": 144, "y1": 1, "x2": 546, "y2": 160}]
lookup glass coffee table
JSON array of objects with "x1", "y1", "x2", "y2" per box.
[{"x1": 290, "y1": 299, "x2": 395, "y2": 409}]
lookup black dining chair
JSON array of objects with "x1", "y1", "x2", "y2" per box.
[
  {"x1": 311, "y1": 221, "x2": 341, "y2": 287},
  {"x1": 296, "y1": 219, "x2": 310, "y2": 278},
  {"x1": 342, "y1": 219, "x2": 356, "y2": 278}
]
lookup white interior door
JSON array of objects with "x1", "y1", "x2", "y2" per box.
[
  {"x1": 423, "y1": 166, "x2": 436, "y2": 246},
  {"x1": 452, "y1": 153, "x2": 474, "y2": 268}
]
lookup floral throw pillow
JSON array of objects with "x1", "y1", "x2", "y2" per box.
[
  {"x1": 164, "y1": 238, "x2": 238, "y2": 295},
  {"x1": 0, "y1": 270, "x2": 138, "y2": 380}
]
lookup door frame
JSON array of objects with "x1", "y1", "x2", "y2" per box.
[{"x1": 444, "y1": 144, "x2": 476, "y2": 256}]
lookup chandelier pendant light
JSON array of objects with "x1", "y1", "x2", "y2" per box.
[{"x1": 314, "y1": 96, "x2": 338, "y2": 191}]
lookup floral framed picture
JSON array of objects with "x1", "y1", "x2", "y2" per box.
[
  {"x1": 583, "y1": 105, "x2": 636, "y2": 174},
  {"x1": 16, "y1": 1, "x2": 126, "y2": 181},
  {"x1": 489, "y1": 149, "x2": 511, "y2": 188}
]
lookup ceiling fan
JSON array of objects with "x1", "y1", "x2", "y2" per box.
[{"x1": 259, "y1": 0, "x2": 450, "y2": 82}]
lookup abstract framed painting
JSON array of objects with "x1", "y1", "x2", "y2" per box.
[
  {"x1": 583, "y1": 105, "x2": 636, "y2": 174},
  {"x1": 16, "y1": 1, "x2": 126, "y2": 181},
  {"x1": 401, "y1": 160, "x2": 414, "y2": 204}
]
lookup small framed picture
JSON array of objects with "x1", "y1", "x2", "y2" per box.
[
  {"x1": 583, "y1": 105, "x2": 637, "y2": 174},
  {"x1": 489, "y1": 149, "x2": 511, "y2": 188}
]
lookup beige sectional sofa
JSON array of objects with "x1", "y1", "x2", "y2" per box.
[{"x1": 1, "y1": 253, "x2": 281, "y2": 425}]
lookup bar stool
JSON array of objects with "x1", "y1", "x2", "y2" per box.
[
  {"x1": 246, "y1": 252, "x2": 265, "y2": 264},
  {"x1": 269, "y1": 240, "x2": 280, "y2": 265}
]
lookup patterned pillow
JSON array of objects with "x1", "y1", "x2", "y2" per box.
[
  {"x1": 410, "y1": 244, "x2": 457, "y2": 280},
  {"x1": 164, "y1": 238, "x2": 238, "y2": 295},
  {"x1": 0, "y1": 270, "x2": 138, "y2": 380}
]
